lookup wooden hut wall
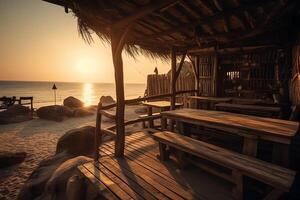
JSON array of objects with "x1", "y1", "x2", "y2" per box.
[
  {"x1": 197, "y1": 56, "x2": 216, "y2": 96},
  {"x1": 217, "y1": 49, "x2": 280, "y2": 99},
  {"x1": 146, "y1": 74, "x2": 195, "y2": 97},
  {"x1": 290, "y1": 36, "x2": 300, "y2": 105}
]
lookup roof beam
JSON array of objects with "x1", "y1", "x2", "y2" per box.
[
  {"x1": 212, "y1": 0, "x2": 223, "y2": 11},
  {"x1": 148, "y1": 0, "x2": 278, "y2": 39},
  {"x1": 111, "y1": 0, "x2": 179, "y2": 29}
]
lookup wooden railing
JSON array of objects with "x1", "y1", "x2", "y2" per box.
[{"x1": 94, "y1": 89, "x2": 197, "y2": 160}]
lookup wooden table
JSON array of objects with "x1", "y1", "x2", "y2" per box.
[
  {"x1": 142, "y1": 101, "x2": 183, "y2": 128},
  {"x1": 215, "y1": 103, "x2": 281, "y2": 118},
  {"x1": 161, "y1": 108, "x2": 299, "y2": 166},
  {"x1": 187, "y1": 96, "x2": 232, "y2": 110}
]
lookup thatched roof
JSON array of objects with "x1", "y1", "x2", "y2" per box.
[{"x1": 43, "y1": 0, "x2": 299, "y2": 58}]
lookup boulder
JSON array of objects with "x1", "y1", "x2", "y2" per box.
[
  {"x1": 43, "y1": 156, "x2": 92, "y2": 199},
  {"x1": 17, "y1": 153, "x2": 91, "y2": 200},
  {"x1": 17, "y1": 152, "x2": 73, "y2": 200},
  {"x1": 56, "y1": 126, "x2": 97, "y2": 157},
  {"x1": 0, "y1": 151, "x2": 26, "y2": 168},
  {"x1": 100, "y1": 96, "x2": 115, "y2": 105},
  {"x1": 0, "y1": 105, "x2": 32, "y2": 124},
  {"x1": 66, "y1": 175, "x2": 86, "y2": 200},
  {"x1": 6, "y1": 104, "x2": 30, "y2": 115},
  {"x1": 36, "y1": 105, "x2": 73, "y2": 122},
  {"x1": 72, "y1": 108, "x2": 94, "y2": 117},
  {"x1": 63, "y1": 96, "x2": 84, "y2": 108}
]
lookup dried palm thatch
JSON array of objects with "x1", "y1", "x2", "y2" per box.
[{"x1": 44, "y1": 0, "x2": 299, "y2": 58}]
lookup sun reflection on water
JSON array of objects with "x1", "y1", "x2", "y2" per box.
[{"x1": 83, "y1": 83, "x2": 93, "y2": 106}]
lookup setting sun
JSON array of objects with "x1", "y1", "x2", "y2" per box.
[{"x1": 75, "y1": 57, "x2": 97, "y2": 75}]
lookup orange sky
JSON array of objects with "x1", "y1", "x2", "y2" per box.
[{"x1": 0, "y1": 0, "x2": 170, "y2": 83}]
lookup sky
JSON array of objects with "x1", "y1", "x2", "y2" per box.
[{"x1": 0, "y1": 0, "x2": 170, "y2": 83}]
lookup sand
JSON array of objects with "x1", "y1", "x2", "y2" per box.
[{"x1": 0, "y1": 105, "x2": 142, "y2": 200}]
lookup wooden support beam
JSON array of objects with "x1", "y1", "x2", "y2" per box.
[
  {"x1": 111, "y1": 26, "x2": 131, "y2": 157},
  {"x1": 188, "y1": 55, "x2": 198, "y2": 78},
  {"x1": 196, "y1": 56, "x2": 200, "y2": 96},
  {"x1": 111, "y1": 0, "x2": 178, "y2": 29},
  {"x1": 175, "y1": 52, "x2": 187, "y2": 80},
  {"x1": 170, "y1": 47, "x2": 177, "y2": 110},
  {"x1": 212, "y1": 50, "x2": 219, "y2": 97},
  {"x1": 188, "y1": 55, "x2": 199, "y2": 96},
  {"x1": 94, "y1": 102, "x2": 102, "y2": 161}
]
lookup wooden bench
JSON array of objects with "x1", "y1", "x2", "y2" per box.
[
  {"x1": 153, "y1": 131, "x2": 296, "y2": 199},
  {"x1": 138, "y1": 112, "x2": 161, "y2": 128}
]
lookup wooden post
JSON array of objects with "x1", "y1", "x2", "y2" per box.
[
  {"x1": 111, "y1": 26, "x2": 131, "y2": 157},
  {"x1": 213, "y1": 51, "x2": 219, "y2": 97},
  {"x1": 195, "y1": 56, "x2": 200, "y2": 96},
  {"x1": 94, "y1": 102, "x2": 102, "y2": 161},
  {"x1": 188, "y1": 55, "x2": 199, "y2": 96},
  {"x1": 170, "y1": 47, "x2": 177, "y2": 110}
]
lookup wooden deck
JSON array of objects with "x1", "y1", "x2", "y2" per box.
[{"x1": 78, "y1": 131, "x2": 233, "y2": 200}]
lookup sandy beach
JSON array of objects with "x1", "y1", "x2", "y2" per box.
[{"x1": 0, "y1": 105, "x2": 142, "y2": 200}]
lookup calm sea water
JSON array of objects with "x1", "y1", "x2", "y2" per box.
[{"x1": 0, "y1": 81, "x2": 146, "y2": 108}]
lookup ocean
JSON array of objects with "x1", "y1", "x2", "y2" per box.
[{"x1": 0, "y1": 81, "x2": 146, "y2": 108}]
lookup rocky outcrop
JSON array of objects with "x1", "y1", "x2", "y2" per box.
[
  {"x1": 63, "y1": 96, "x2": 84, "y2": 108},
  {"x1": 56, "y1": 126, "x2": 97, "y2": 157},
  {"x1": 36, "y1": 105, "x2": 73, "y2": 122},
  {"x1": 0, "y1": 105, "x2": 32, "y2": 124},
  {"x1": 0, "y1": 151, "x2": 26, "y2": 168},
  {"x1": 17, "y1": 153, "x2": 91, "y2": 200},
  {"x1": 100, "y1": 95, "x2": 115, "y2": 105}
]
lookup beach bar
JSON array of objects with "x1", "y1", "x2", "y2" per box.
[{"x1": 43, "y1": 0, "x2": 300, "y2": 199}]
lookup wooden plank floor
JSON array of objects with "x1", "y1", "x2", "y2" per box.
[{"x1": 78, "y1": 131, "x2": 233, "y2": 200}]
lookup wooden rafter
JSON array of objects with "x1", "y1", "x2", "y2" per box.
[
  {"x1": 148, "y1": 0, "x2": 278, "y2": 39},
  {"x1": 111, "y1": 0, "x2": 179, "y2": 29},
  {"x1": 212, "y1": 0, "x2": 223, "y2": 11}
]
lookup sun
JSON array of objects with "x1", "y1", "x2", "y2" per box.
[{"x1": 75, "y1": 57, "x2": 97, "y2": 75}]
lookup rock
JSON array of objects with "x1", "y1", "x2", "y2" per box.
[
  {"x1": 56, "y1": 126, "x2": 97, "y2": 157},
  {"x1": 66, "y1": 175, "x2": 86, "y2": 200},
  {"x1": 36, "y1": 105, "x2": 73, "y2": 122},
  {"x1": 63, "y1": 96, "x2": 84, "y2": 108},
  {"x1": 17, "y1": 153, "x2": 91, "y2": 200},
  {"x1": 43, "y1": 156, "x2": 92, "y2": 199},
  {"x1": 6, "y1": 105, "x2": 30, "y2": 115},
  {"x1": 17, "y1": 152, "x2": 73, "y2": 200},
  {"x1": 100, "y1": 96, "x2": 115, "y2": 105},
  {"x1": 72, "y1": 108, "x2": 94, "y2": 117},
  {"x1": 0, "y1": 105, "x2": 32, "y2": 124},
  {"x1": 0, "y1": 151, "x2": 26, "y2": 168}
]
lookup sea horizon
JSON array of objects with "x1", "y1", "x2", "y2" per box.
[{"x1": 0, "y1": 80, "x2": 146, "y2": 108}]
